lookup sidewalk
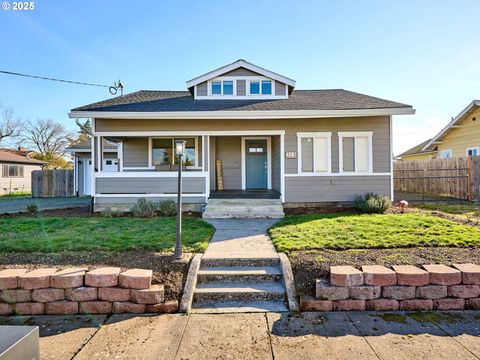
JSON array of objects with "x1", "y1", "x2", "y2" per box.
[{"x1": 1, "y1": 311, "x2": 479, "y2": 359}]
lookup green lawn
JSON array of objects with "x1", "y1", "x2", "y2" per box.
[
  {"x1": 0, "y1": 191, "x2": 31, "y2": 198},
  {"x1": 414, "y1": 202, "x2": 480, "y2": 216},
  {"x1": 0, "y1": 216, "x2": 214, "y2": 253},
  {"x1": 269, "y1": 213, "x2": 480, "y2": 252}
]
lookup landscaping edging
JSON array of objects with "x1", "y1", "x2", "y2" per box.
[
  {"x1": 300, "y1": 263, "x2": 480, "y2": 311},
  {"x1": 0, "y1": 267, "x2": 178, "y2": 315}
]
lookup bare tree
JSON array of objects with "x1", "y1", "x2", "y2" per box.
[
  {"x1": 20, "y1": 118, "x2": 73, "y2": 156},
  {"x1": 0, "y1": 105, "x2": 21, "y2": 144}
]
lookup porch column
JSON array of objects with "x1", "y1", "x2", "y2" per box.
[
  {"x1": 90, "y1": 134, "x2": 96, "y2": 199},
  {"x1": 204, "y1": 135, "x2": 210, "y2": 201},
  {"x1": 280, "y1": 133, "x2": 285, "y2": 202}
]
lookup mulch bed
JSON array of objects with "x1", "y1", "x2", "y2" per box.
[
  {"x1": 0, "y1": 251, "x2": 191, "y2": 301},
  {"x1": 290, "y1": 247, "x2": 480, "y2": 297}
]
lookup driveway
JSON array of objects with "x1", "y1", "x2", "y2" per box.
[
  {"x1": 0, "y1": 197, "x2": 91, "y2": 214},
  {"x1": 1, "y1": 311, "x2": 479, "y2": 359}
]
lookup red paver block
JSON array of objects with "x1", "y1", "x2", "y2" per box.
[
  {"x1": 300, "y1": 296, "x2": 333, "y2": 311},
  {"x1": 349, "y1": 285, "x2": 381, "y2": 300},
  {"x1": 145, "y1": 300, "x2": 179, "y2": 314},
  {"x1": 399, "y1": 299, "x2": 433, "y2": 311},
  {"x1": 50, "y1": 268, "x2": 86, "y2": 288},
  {"x1": 316, "y1": 279, "x2": 349, "y2": 300},
  {"x1": 448, "y1": 285, "x2": 480, "y2": 299},
  {"x1": 85, "y1": 267, "x2": 120, "y2": 287},
  {"x1": 19, "y1": 268, "x2": 57, "y2": 289},
  {"x1": 32, "y1": 288, "x2": 65, "y2": 303},
  {"x1": 330, "y1": 266, "x2": 363, "y2": 287},
  {"x1": 79, "y1": 301, "x2": 112, "y2": 314},
  {"x1": 382, "y1": 286, "x2": 416, "y2": 300},
  {"x1": 15, "y1": 302, "x2": 45, "y2": 315},
  {"x1": 366, "y1": 299, "x2": 399, "y2": 311},
  {"x1": 65, "y1": 287, "x2": 97, "y2": 302},
  {"x1": 393, "y1": 265, "x2": 429, "y2": 286},
  {"x1": 0, "y1": 303, "x2": 14, "y2": 315},
  {"x1": 423, "y1": 264, "x2": 461, "y2": 285},
  {"x1": 433, "y1": 298, "x2": 465, "y2": 310},
  {"x1": 333, "y1": 299, "x2": 366, "y2": 311},
  {"x1": 465, "y1": 298, "x2": 480, "y2": 310},
  {"x1": 131, "y1": 285, "x2": 164, "y2": 304},
  {"x1": 119, "y1": 269, "x2": 152, "y2": 289},
  {"x1": 0, "y1": 269, "x2": 27, "y2": 289},
  {"x1": 362, "y1": 265, "x2": 396, "y2": 286},
  {"x1": 46, "y1": 301, "x2": 79, "y2": 315},
  {"x1": 452, "y1": 264, "x2": 480, "y2": 285},
  {"x1": 415, "y1": 285, "x2": 447, "y2": 299},
  {"x1": 98, "y1": 287, "x2": 131, "y2": 302},
  {"x1": 0, "y1": 289, "x2": 32, "y2": 303},
  {"x1": 113, "y1": 301, "x2": 145, "y2": 314}
]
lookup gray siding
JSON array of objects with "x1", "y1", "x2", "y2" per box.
[
  {"x1": 275, "y1": 81, "x2": 286, "y2": 96},
  {"x1": 96, "y1": 177, "x2": 205, "y2": 194},
  {"x1": 197, "y1": 81, "x2": 208, "y2": 96},
  {"x1": 215, "y1": 136, "x2": 242, "y2": 190},
  {"x1": 96, "y1": 196, "x2": 206, "y2": 205},
  {"x1": 236, "y1": 80, "x2": 246, "y2": 96},
  {"x1": 285, "y1": 175, "x2": 390, "y2": 202},
  {"x1": 271, "y1": 135, "x2": 281, "y2": 192},
  {"x1": 222, "y1": 67, "x2": 261, "y2": 77},
  {"x1": 123, "y1": 138, "x2": 148, "y2": 167}
]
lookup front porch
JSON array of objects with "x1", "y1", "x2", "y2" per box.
[{"x1": 209, "y1": 189, "x2": 281, "y2": 200}]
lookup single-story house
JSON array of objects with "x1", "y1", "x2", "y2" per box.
[
  {"x1": 66, "y1": 139, "x2": 119, "y2": 196},
  {"x1": 0, "y1": 149, "x2": 46, "y2": 195},
  {"x1": 397, "y1": 100, "x2": 480, "y2": 160},
  {"x1": 68, "y1": 59, "x2": 414, "y2": 215}
]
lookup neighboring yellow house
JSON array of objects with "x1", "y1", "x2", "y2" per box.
[{"x1": 397, "y1": 100, "x2": 480, "y2": 160}]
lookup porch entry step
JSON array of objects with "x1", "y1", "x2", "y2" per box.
[
  {"x1": 200, "y1": 257, "x2": 280, "y2": 268},
  {"x1": 194, "y1": 281, "x2": 286, "y2": 302},
  {"x1": 190, "y1": 301, "x2": 289, "y2": 313},
  {"x1": 202, "y1": 198, "x2": 284, "y2": 219},
  {"x1": 197, "y1": 266, "x2": 283, "y2": 283}
]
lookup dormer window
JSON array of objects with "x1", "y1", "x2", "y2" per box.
[
  {"x1": 211, "y1": 80, "x2": 234, "y2": 96},
  {"x1": 249, "y1": 80, "x2": 272, "y2": 95}
]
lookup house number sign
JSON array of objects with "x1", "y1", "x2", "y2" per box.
[{"x1": 285, "y1": 151, "x2": 297, "y2": 159}]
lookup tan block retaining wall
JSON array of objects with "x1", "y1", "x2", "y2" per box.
[
  {"x1": 0, "y1": 267, "x2": 178, "y2": 315},
  {"x1": 300, "y1": 263, "x2": 480, "y2": 311}
]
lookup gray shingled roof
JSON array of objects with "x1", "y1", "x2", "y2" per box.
[
  {"x1": 396, "y1": 139, "x2": 436, "y2": 158},
  {"x1": 66, "y1": 139, "x2": 118, "y2": 150},
  {"x1": 71, "y1": 89, "x2": 412, "y2": 112}
]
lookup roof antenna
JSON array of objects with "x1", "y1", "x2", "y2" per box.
[{"x1": 109, "y1": 80, "x2": 124, "y2": 96}]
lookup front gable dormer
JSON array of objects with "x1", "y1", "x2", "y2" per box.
[{"x1": 187, "y1": 59, "x2": 296, "y2": 100}]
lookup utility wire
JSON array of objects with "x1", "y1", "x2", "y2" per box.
[{"x1": 0, "y1": 70, "x2": 123, "y2": 95}]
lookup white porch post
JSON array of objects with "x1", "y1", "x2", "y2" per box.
[
  {"x1": 97, "y1": 136, "x2": 102, "y2": 173},
  {"x1": 90, "y1": 133, "x2": 96, "y2": 201},
  {"x1": 118, "y1": 141, "x2": 124, "y2": 172},
  {"x1": 280, "y1": 133, "x2": 285, "y2": 203},
  {"x1": 205, "y1": 135, "x2": 210, "y2": 201}
]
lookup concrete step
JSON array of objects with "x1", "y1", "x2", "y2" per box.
[
  {"x1": 201, "y1": 257, "x2": 280, "y2": 268},
  {"x1": 190, "y1": 300, "x2": 289, "y2": 313},
  {"x1": 207, "y1": 199, "x2": 282, "y2": 205},
  {"x1": 203, "y1": 198, "x2": 285, "y2": 219},
  {"x1": 197, "y1": 266, "x2": 283, "y2": 283},
  {"x1": 193, "y1": 281, "x2": 286, "y2": 302}
]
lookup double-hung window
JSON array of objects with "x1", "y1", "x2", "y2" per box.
[
  {"x1": 297, "y1": 132, "x2": 332, "y2": 173},
  {"x1": 211, "y1": 80, "x2": 234, "y2": 96},
  {"x1": 2, "y1": 164, "x2": 24, "y2": 178},
  {"x1": 249, "y1": 80, "x2": 272, "y2": 95},
  {"x1": 466, "y1": 147, "x2": 479, "y2": 157},
  {"x1": 339, "y1": 132, "x2": 373, "y2": 173},
  {"x1": 440, "y1": 149, "x2": 452, "y2": 159}
]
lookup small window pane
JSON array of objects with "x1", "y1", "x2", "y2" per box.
[
  {"x1": 212, "y1": 81, "x2": 221, "y2": 95},
  {"x1": 250, "y1": 81, "x2": 260, "y2": 95},
  {"x1": 223, "y1": 81, "x2": 233, "y2": 95},
  {"x1": 152, "y1": 138, "x2": 172, "y2": 165},
  {"x1": 301, "y1": 138, "x2": 314, "y2": 172},
  {"x1": 261, "y1": 80, "x2": 272, "y2": 95},
  {"x1": 356, "y1": 137, "x2": 369, "y2": 172},
  {"x1": 342, "y1": 137, "x2": 355, "y2": 172},
  {"x1": 314, "y1": 137, "x2": 328, "y2": 172}
]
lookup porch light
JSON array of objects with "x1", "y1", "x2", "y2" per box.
[{"x1": 174, "y1": 139, "x2": 187, "y2": 259}]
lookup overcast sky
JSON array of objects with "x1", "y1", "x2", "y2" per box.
[{"x1": 1, "y1": 0, "x2": 479, "y2": 154}]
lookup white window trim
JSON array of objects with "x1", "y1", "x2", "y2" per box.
[
  {"x1": 247, "y1": 78, "x2": 274, "y2": 96},
  {"x1": 2, "y1": 164, "x2": 24, "y2": 178},
  {"x1": 338, "y1": 131, "x2": 373, "y2": 174},
  {"x1": 241, "y1": 136, "x2": 272, "y2": 190},
  {"x1": 148, "y1": 136, "x2": 200, "y2": 169},
  {"x1": 439, "y1": 149, "x2": 453, "y2": 159},
  {"x1": 466, "y1": 146, "x2": 479, "y2": 156},
  {"x1": 297, "y1": 132, "x2": 332, "y2": 174}
]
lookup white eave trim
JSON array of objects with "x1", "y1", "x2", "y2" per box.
[
  {"x1": 186, "y1": 59, "x2": 296, "y2": 88},
  {"x1": 422, "y1": 100, "x2": 480, "y2": 151},
  {"x1": 69, "y1": 107, "x2": 415, "y2": 120}
]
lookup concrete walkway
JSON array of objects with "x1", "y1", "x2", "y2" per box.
[
  {"x1": 203, "y1": 219, "x2": 279, "y2": 260},
  {"x1": 0, "y1": 197, "x2": 91, "y2": 214},
  {"x1": 1, "y1": 311, "x2": 479, "y2": 359}
]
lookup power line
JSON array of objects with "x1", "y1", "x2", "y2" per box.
[{"x1": 0, "y1": 70, "x2": 123, "y2": 95}]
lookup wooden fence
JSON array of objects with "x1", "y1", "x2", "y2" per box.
[
  {"x1": 394, "y1": 157, "x2": 480, "y2": 201},
  {"x1": 32, "y1": 170, "x2": 74, "y2": 198}
]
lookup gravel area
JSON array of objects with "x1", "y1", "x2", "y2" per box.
[
  {"x1": 290, "y1": 247, "x2": 480, "y2": 297},
  {"x1": 0, "y1": 251, "x2": 191, "y2": 300}
]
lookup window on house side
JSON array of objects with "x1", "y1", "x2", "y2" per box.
[
  {"x1": 340, "y1": 134, "x2": 371, "y2": 173},
  {"x1": 223, "y1": 81, "x2": 233, "y2": 95},
  {"x1": 261, "y1": 80, "x2": 272, "y2": 95},
  {"x1": 467, "y1": 147, "x2": 479, "y2": 157},
  {"x1": 211, "y1": 81, "x2": 221, "y2": 95},
  {"x1": 152, "y1": 138, "x2": 197, "y2": 167},
  {"x1": 249, "y1": 81, "x2": 260, "y2": 95},
  {"x1": 440, "y1": 149, "x2": 452, "y2": 159},
  {"x1": 299, "y1": 133, "x2": 331, "y2": 173},
  {"x1": 2, "y1": 164, "x2": 24, "y2": 178}
]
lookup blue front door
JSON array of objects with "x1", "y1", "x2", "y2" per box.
[{"x1": 246, "y1": 139, "x2": 268, "y2": 189}]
